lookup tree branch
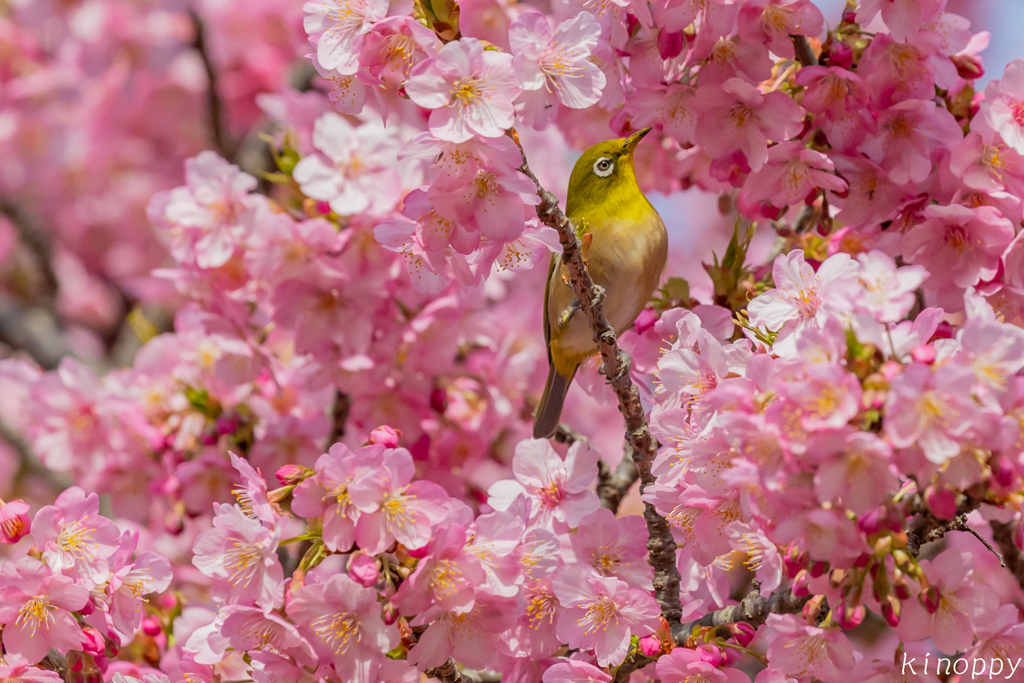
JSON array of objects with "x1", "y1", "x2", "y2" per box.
[
  {"x1": 190, "y1": 10, "x2": 234, "y2": 159},
  {"x1": 0, "y1": 200, "x2": 59, "y2": 296},
  {"x1": 510, "y1": 129, "x2": 682, "y2": 626},
  {"x1": 990, "y1": 521, "x2": 1024, "y2": 592},
  {"x1": 791, "y1": 34, "x2": 818, "y2": 67},
  {"x1": 905, "y1": 496, "x2": 982, "y2": 557},
  {"x1": 425, "y1": 660, "x2": 500, "y2": 683},
  {"x1": 598, "y1": 446, "x2": 638, "y2": 513},
  {"x1": 327, "y1": 390, "x2": 351, "y2": 447},
  {"x1": 0, "y1": 293, "x2": 71, "y2": 370}
]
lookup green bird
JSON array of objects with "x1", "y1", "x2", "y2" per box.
[{"x1": 533, "y1": 128, "x2": 668, "y2": 439}]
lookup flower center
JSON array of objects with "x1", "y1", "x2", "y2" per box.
[
  {"x1": 1012, "y1": 100, "x2": 1024, "y2": 127},
  {"x1": 313, "y1": 612, "x2": 361, "y2": 655},
  {"x1": 16, "y1": 596, "x2": 55, "y2": 635},
  {"x1": 450, "y1": 77, "x2": 483, "y2": 106},
  {"x1": 429, "y1": 559, "x2": 467, "y2": 600},
  {"x1": 577, "y1": 596, "x2": 619, "y2": 634},
  {"x1": 526, "y1": 591, "x2": 558, "y2": 629},
  {"x1": 944, "y1": 225, "x2": 969, "y2": 252},
  {"x1": 58, "y1": 519, "x2": 95, "y2": 559},
  {"x1": 225, "y1": 541, "x2": 262, "y2": 587},
  {"x1": 383, "y1": 489, "x2": 413, "y2": 530}
]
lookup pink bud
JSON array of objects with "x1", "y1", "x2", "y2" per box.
[
  {"x1": 910, "y1": 344, "x2": 936, "y2": 364},
  {"x1": 634, "y1": 307, "x2": 659, "y2": 335},
  {"x1": 348, "y1": 551, "x2": 380, "y2": 587},
  {"x1": 382, "y1": 602, "x2": 399, "y2": 625},
  {"x1": 920, "y1": 585, "x2": 941, "y2": 614},
  {"x1": 657, "y1": 29, "x2": 684, "y2": 59},
  {"x1": 142, "y1": 616, "x2": 163, "y2": 637},
  {"x1": 315, "y1": 200, "x2": 331, "y2": 215},
  {"x1": 952, "y1": 53, "x2": 984, "y2": 81},
  {"x1": 81, "y1": 627, "x2": 105, "y2": 656},
  {"x1": 729, "y1": 622, "x2": 756, "y2": 647},
  {"x1": 991, "y1": 455, "x2": 1016, "y2": 488},
  {"x1": 0, "y1": 499, "x2": 31, "y2": 544},
  {"x1": 696, "y1": 644, "x2": 725, "y2": 668},
  {"x1": 368, "y1": 425, "x2": 401, "y2": 447},
  {"x1": 791, "y1": 569, "x2": 811, "y2": 597},
  {"x1": 842, "y1": 10, "x2": 857, "y2": 24},
  {"x1": 783, "y1": 547, "x2": 805, "y2": 579},
  {"x1": 925, "y1": 486, "x2": 957, "y2": 520},
  {"x1": 79, "y1": 597, "x2": 95, "y2": 616},
  {"x1": 880, "y1": 361, "x2": 902, "y2": 382},
  {"x1": 882, "y1": 598, "x2": 901, "y2": 627},
  {"x1": 275, "y1": 464, "x2": 312, "y2": 486},
  {"x1": 809, "y1": 559, "x2": 829, "y2": 578},
  {"x1": 158, "y1": 594, "x2": 178, "y2": 610},
  {"x1": 828, "y1": 41, "x2": 853, "y2": 69},
  {"x1": 835, "y1": 602, "x2": 865, "y2": 629},
  {"x1": 638, "y1": 634, "x2": 662, "y2": 657}
]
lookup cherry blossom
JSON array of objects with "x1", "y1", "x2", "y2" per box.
[{"x1": 0, "y1": 557, "x2": 89, "y2": 663}]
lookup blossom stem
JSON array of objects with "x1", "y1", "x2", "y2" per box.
[
  {"x1": 791, "y1": 35, "x2": 818, "y2": 68},
  {"x1": 509, "y1": 129, "x2": 682, "y2": 626},
  {"x1": 989, "y1": 521, "x2": 1023, "y2": 589},
  {"x1": 190, "y1": 10, "x2": 234, "y2": 159}
]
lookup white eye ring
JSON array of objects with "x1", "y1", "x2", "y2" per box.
[{"x1": 593, "y1": 157, "x2": 614, "y2": 177}]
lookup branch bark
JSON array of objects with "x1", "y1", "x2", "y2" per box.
[
  {"x1": 425, "y1": 659, "x2": 500, "y2": 683},
  {"x1": 511, "y1": 130, "x2": 682, "y2": 626},
  {"x1": 792, "y1": 34, "x2": 818, "y2": 67},
  {"x1": 190, "y1": 11, "x2": 234, "y2": 159},
  {"x1": 598, "y1": 446, "x2": 638, "y2": 513},
  {"x1": 990, "y1": 520, "x2": 1024, "y2": 593},
  {"x1": 905, "y1": 496, "x2": 982, "y2": 557}
]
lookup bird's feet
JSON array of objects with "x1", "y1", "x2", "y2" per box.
[
  {"x1": 591, "y1": 284, "x2": 606, "y2": 307},
  {"x1": 558, "y1": 300, "x2": 581, "y2": 328}
]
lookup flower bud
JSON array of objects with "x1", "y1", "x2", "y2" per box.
[
  {"x1": 315, "y1": 200, "x2": 332, "y2": 215},
  {"x1": 910, "y1": 344, "x2": 936, "y2": 364},
  {"x1": 729, "y1": 621, "x2": 757, "y2": 647},
  {"x1": 893, "y1": 575, "x2": 912, "y2": 601},
  {"x1": 880, "y1": 361, "x2": 902, "y2": 382},
  {"x1": 882, "y1": 596, "x2": 901, "y2": 627},
  {"x1": 275, "y1": 464, "x2": 313, "y2": 486},
  {"x1": 142, "y1": 616, "x2": 163, "y2": 637},
  {"x1": 0, "y1": 499, "x2": 31, "y2": 545},
  {"x1": 696, "y1": 644, "x2": 726, "y2": 668},
  {"x1": 809, "y1": 559, "x2": 829, "y2": 578},
  {"x1": 79, "y1": 597, "x2": 95, "y2": 615},
  {"x1": 835, "y1": 602, "x2": 865, "y2": 629},
  {"x1": 657, "y1": 29, "x2": 684, "y2": 60},
  {"x1": 634, "y1": 307, "x2": 658, "y2": 335},
  {"x1": 952, "y1": 53, "x2": 985, "y2": 81},
  {"x1": 791, "y1": 569, "x2": 811, "y2": 597},
  {"x1": 383, "y1": 601, "x2": 399, "y2": 626},
  {"x1": 638, "y1": 634, "x2": 662, "y2": 658},
  {"x1": 919, "y1": 585, "x2": 941, "y2": 614},
  {"x1": 991, "y1": 455, "x2": 1015, "y2": 488},
  {"x1": 802, "y1": 594, "x2": 827, "y2": 623},
  {"x1": 81, "y1": 627, "x2": 106, "y2": 656},
  {"x1": 368, "y1": 425, "x2": 401, "y2": 447},
  {"x1": 829, "y1": 41, "x2": 854, "y2": 69},
  {"x1": 842, "y1": 10, "x2": 857, "y2": 24},
  {"x1": 925, "y1": 486, "x2": 957, "y2": 520},
  {"x1": 348, "y1": 551, "x2": 380, "y2": 587}
]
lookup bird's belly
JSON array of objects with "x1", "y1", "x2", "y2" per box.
[{"x1": 548, "y1": 220, "x2": 667, "y2": 365}]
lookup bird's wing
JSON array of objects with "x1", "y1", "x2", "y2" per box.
[{"x1": 542, "y1": 252, "x2": 558, "y2": 367}]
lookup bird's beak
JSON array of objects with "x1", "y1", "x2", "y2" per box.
[{"x1": 624, "y1": 127, "x2": 652, "y2": 153}]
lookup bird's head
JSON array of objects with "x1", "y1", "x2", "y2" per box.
[{"x1": 565, "y1": 128, "x2": 651, "y2": 217}]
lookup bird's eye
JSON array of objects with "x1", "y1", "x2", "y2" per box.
[{"x1": 593, "y1": 157, "x2": 614, "y2": 177}]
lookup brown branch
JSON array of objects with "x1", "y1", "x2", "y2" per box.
[
  {"x1": 425, "y1": 660, "x2": 500, "y2": 683},
  {"x1": 327, "y1": 390, "x2": 351, "y2": 447},
  {"x1": 40, "y1": 649, "x2": 68, "y2": 682},
  {"x1": 791, "y1": 34, "x2": 818, "y2": 67},
  {"x1": 511, "y1": 129, "x2": 681, "y2": 626},
  {"x1": 990, "y1": 521, "x2": 1024, "y2": 592},
  {"x1": 0, "y1": 293, "x2": 71, "y2": 370},
  {"x1": 190, "y1": 11, "x2": 234, "y2": 159},
  {"x1": 905, "y1": 496, "x2": 982, "y2": 557},
  {"x1": 0, "y1": 200, "x2": 59, "y2": 296},
  {"x1": 552, "y1": 423, "x2": 586, "y2": 447},
  {"x1": 598, "y1": 446, "x2": 638, "y2": 513}
]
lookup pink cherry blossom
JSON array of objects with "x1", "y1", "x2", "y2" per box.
[
  {"x1": 303, "y1": 0, "x2": 389, "y2": 75},
  {"x1": 157, "y1": 152, "x2": 258, "y2": 269},
  {"x1": 292, "y1": 113, "x2": 402, "y2": 216},
  {"x1": 726, "y1": 522, "x2": 782, "y2": 594},
  {"x1": 407, "y1": 593, "x2": 517, "y2": 671},
  {"x1": 855, "y1": 250, "x2": 928, "y2": 324},
  {"x1": 857, "y1": 0, "x2": 943, "y2": 43},
  {"x1": 508, "y1": 12, "x2": 606, "y2": 130},
  {"x1": 487, "y1": 439, "x2": 600, "y2": 529},
  {"x1": 0, "y1": 656, "x2": 64, "y2": 683},
  {"x1": 288, "y1": 443, "x2": 383, "y2": 552},
  {"x1": 979, "y1": 58, "x2": 1024, "y2": 155},
  {"x1": 542, "y1": 660, "x2": 610, "y2": 683},
  {"x1": 286, "y1": 574, "x2": 398, "y2": 683},
  {"x1": 737, "y1": 0, "x2": 824, "y2": 60},
  {"x1": 744, "y1": 141, "x2": 848, "y2": 209},
  {"x1": 811, "y1": 430, "x2": 898, "y2": 515},
  {"x1": 191, "y1": 503, "x2": 284, "y2": 612},
  {"x1": 393, "y1": 524, "x2": 487, "y2": 619},
  {"x1": 692, "y1": 77, "x2": 805, "y2": 172},
  {"x1": 108, "y1": 544, "x2": 173, "y2": 638},
  {"x1": 31, "y1": 486, "x2": 121, "y2": 588},
  {"x1": 406, "y1": 37, "x2": 521, "y2": 142},
  {"x1": 0, "y1": 499, "x2": 31, "y2": 545},
  {"x1": 0, "y1": 557, "x2": 89, "y2": 664},
  {"x1": 901, "y1": 204, "x2": 1015, "y2": 291},
  {"x1": 570, "y1": 508, "x2": 652, "y2": 590},
  {"x1": 858, "y1": 99, "x2": 963, "y2": 185},
  {"x1": 764, "y1": 614, "x2": 857, "y2": 683},
  {"x1": 897, "y1": 550, "x2": 1000, "y2": 653},
  {"x1": 656, "y1": 646, "x2": 750, "y2": 683},
  {"x1": 348, "y1": 446, "x2": 451, "y2": 553},
  {"x1": 884, "y1": 363, "x2": 981, "y2": 464},
  {"x1": 553, "y1": 564, "x2": 660, "y2": 667}
]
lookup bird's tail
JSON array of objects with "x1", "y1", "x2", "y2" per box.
[{"x1": 533, "y1": 364, "x2": 577, "y2": 439}]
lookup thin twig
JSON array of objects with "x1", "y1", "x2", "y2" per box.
[
  {"x1": 905, "y1": 497, "x2": 982, "y2": 557},
  {"x1": 327, "y1": 390, "x2": 351, "y2": 448},
  {"x1": 0, "y1": 200, "x2": 59, "y2": 296},
  {"x1": 510, "y1": 129, "x2": 682, "y2": 627},
  {"x1": 990, "y1": 521, "x2": 1024, "y2": 591}
]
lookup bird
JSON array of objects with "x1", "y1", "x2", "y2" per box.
[{"x1": 533, "y1": 128, "x2": 668, "y2": 439}]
